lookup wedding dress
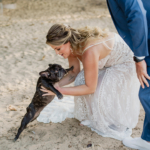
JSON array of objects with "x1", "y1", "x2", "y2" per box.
[{"x1": 37, "y1": 33, "x2": 140, "y2": 141}]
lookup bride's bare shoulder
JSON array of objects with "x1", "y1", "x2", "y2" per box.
[
  {"x1": 84, "y1": 32, "x2": 115, "y2": 47},
  {"x1": 82, "y1": 32, "x2": 115, "y2": 60}
]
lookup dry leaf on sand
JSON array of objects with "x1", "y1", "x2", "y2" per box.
[{"x1": 6, "y1": 105, "x2": 17, "y2": 111}]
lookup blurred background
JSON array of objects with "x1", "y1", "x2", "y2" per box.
[{"x1": 0, "y1": 0, "x2": 108, "y2": 21}]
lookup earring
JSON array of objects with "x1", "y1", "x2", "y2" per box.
[{"x1": 70, "y1": 48, "x2": 73, "y2": 54}]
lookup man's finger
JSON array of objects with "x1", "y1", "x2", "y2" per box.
[
  {"x1": 142, "y1": 76, "x2": 149, "y2": 87},
  {"x1": 144, "y1": 73, "x2": 150, "y2": 80},
  {"x1": 139, "y1": 77, "x2": 144, "y2": 88}
]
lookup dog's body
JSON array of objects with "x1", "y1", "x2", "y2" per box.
[{"x1": 14, "y1": 64, "x2": 73, "y2": 141}]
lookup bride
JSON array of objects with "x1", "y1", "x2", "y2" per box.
[{"x1": 38, "y1": 24, "x2": 140, "y2": 140}]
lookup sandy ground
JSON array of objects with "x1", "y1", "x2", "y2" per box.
[{"x1": 0, "y1": 0, "x2": 145, "y2": 150}]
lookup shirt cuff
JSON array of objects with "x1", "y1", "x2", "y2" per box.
[{"x1": 134, "y1": 56, "x2": 145, "y2": 60}]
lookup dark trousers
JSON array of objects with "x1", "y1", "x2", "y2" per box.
[{"x1": 139, "y1": 66, "x2": 150, "y2": 141}]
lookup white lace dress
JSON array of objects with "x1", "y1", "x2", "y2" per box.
[
  {"x1": 37, "y1": 33, "x2": 140, "y2": 141},
  {"x1": 74, "y1": 33, "x2": 140, "y2": 140}
]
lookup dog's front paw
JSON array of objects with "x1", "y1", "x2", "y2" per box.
[{"x1": 57, "y1": 93, "x2": 63, "y2": 99}]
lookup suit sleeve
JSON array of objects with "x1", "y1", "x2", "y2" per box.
[{"x1": 116, "y1": 0, "x2": 149, "y2": 57}]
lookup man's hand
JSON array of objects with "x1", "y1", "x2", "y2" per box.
[{"x1": 136, "y1": 60, "x2": 150, "y2": 88}]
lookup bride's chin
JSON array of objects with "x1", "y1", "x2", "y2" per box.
[
  {"x1": 64, "y1": 54, "x2": 69, "y2": 59},
  {"x1": 63, "y1": 55, "x2": 67, "y2": 59}
]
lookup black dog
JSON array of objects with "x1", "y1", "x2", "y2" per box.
[{"x1": 14, "y1": 64, "x2": 73, "y2": 141}]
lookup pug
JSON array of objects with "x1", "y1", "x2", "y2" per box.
[{"x1": 14, "y1": 64, "x2": 74, "y2": 141}]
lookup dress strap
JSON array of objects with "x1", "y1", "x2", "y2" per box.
[
  {"x1": 103, "y1": 42, "x2": 112, "y2": 50},
  {"x1": 82, "y1": 37, "x2": 115, "y2": 55}
]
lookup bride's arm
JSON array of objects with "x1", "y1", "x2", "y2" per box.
[
  {"x1": 59, "y1": 47, "x2": 99, "y2": 96},
  {"x1": 57, "y1": 55, "x2": 80, "y2": 87}
]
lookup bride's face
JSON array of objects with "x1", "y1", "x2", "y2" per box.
[{"x1": 48, "y1": 42, "x2": 71, "y2": 59}]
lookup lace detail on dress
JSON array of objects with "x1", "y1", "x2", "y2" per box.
[{"x1": 74, "y1": 33, "x2": 140, "y2": 140}]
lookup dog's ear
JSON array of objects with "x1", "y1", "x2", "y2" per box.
[
  {"x1": 49, "y1": 64, "x2": 52, "y2": 67},
  {"x1": 39, "y1": 71, "x2": 48, "y2": 78}
]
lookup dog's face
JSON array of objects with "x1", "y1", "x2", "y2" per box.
[{"x1": 39, "y1": 64, "x2": 73, "y2": 82}]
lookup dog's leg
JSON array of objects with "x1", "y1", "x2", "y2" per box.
[
  {"x1": 41, "y1": 80, "x2": 63, "y2": 99},
  {"x1": 47, "y1": 84, "x2": 63, "y2": 99},
  {"x1": 14, "y1": 106, "x2": 35, "y2": 141}
]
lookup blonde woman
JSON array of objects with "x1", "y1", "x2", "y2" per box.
[{"x1": 39, "y1": 24, "x2": 140, "y2": 140}]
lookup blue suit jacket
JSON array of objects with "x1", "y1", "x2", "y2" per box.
[{"x1": 107, "y1": 0, "x2": 150, "y2": 65}]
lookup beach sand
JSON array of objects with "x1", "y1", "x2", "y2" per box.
[{"x1": 0, "y1": 0, "x2": 144, "y2": 149}]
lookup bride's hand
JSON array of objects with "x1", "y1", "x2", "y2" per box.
[
  {"x1": 53, "y1": 82, "x2": 61, "y2": 91},
  {"x1": 40, "y1": 86, "x2": 55, "y2": 96},
  {"x1": 53, "y1": 82, "x2": 64, "y2": 94}
]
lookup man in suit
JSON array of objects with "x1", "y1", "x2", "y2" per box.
[{"x1": 107, "y1": 0, "x2": 150, "y2": 149}]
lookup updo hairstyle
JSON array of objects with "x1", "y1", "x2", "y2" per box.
[{"x1": 46, "y1": 24, "x2": 108, "y2": 54}]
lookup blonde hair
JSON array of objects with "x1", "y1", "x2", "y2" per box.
[{"x1": 46, "y1": 24, "x2": 109, "y2": 55}]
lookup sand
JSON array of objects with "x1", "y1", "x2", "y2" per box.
[{"x1": 0, "y1": 0, "x2": 145, "y2": 150}]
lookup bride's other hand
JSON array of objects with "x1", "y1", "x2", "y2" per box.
[
  {"x1": 136, "y1": 60, "x2": 150, "y2": 88},
  {"x1": 53, "y1": 82, "x2": 61, "y2": 91},
  {"x1": 40, "y1": 86, "x2": 55, "y2": 96},
  {"x1": 54, "y1": 82, "x2": 64, "y2": 94}
]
